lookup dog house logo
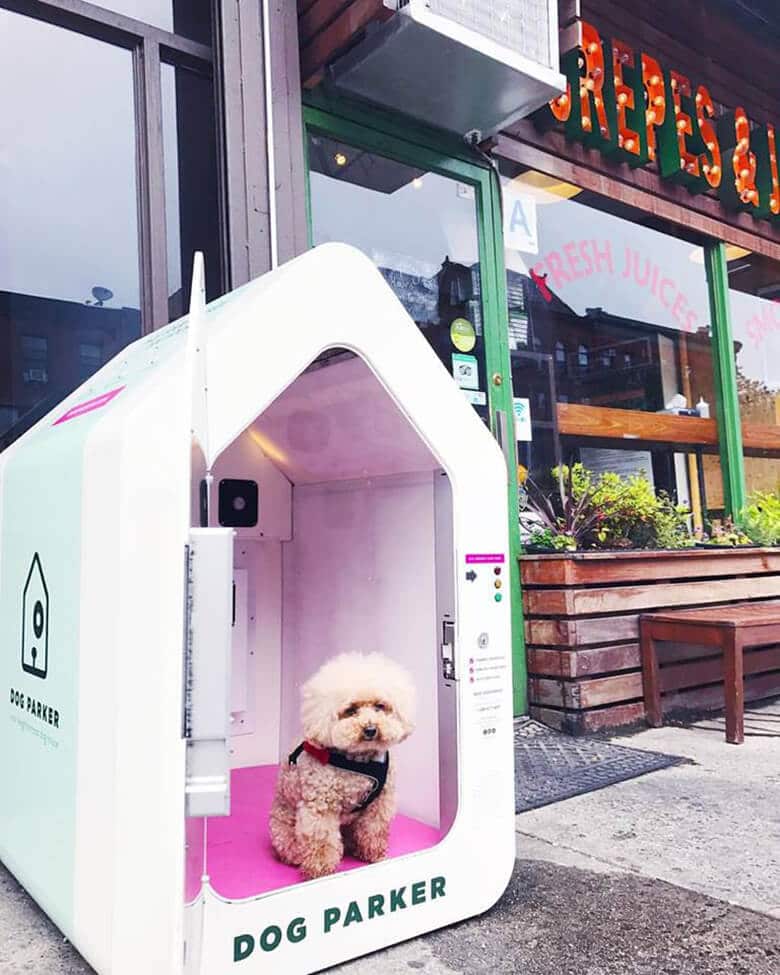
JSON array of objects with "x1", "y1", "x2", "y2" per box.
[{"x1": 21, "y1": 554, "x2": 49, "y2": 679}]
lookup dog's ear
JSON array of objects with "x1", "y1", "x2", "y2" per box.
[
  {"x1": 390, "y1": 667, "x2": 417, "y2": 739},
  {"x1": 300, "y1": 673, "x2": 338, "y2": 746}
]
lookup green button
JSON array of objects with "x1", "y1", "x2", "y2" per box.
[{"x1": 494, "y1": 593, "x2": 502, "y2": 602}]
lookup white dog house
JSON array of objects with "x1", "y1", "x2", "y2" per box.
[{"x1": 0, "y1": 244, "x2": 514, "y2": 975}]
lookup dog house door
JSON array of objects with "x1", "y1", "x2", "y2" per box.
[{"x1": 183, "y1": 526, "x2": 233, "y2": 818}]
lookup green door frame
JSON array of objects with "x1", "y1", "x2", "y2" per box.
[{"x1": 302, "y1": 92, "x2": 528, "y2": 714}]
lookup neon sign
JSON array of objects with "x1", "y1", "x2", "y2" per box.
[{"x1": 547, "y1": 21, "x2": 780, "y2": 225}]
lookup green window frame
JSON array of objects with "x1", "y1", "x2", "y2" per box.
[
  {"x1": 705, "y1": 241, "x2": 747, "y2": 517},
  {"x1": 302, "y1": 92, "x2": 529, "y2": 714}
]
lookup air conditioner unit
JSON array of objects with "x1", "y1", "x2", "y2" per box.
[
  {"x1": 23, "y1": 368, "x2": 48, "y2": 384},
  {"x1": 330, "y1": 0, "x2": 566, "y2": 139}
]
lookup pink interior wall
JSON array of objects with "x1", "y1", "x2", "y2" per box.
[
  {"x1": 280, "y1": 471, "x2": 442, "y2": 826},
  {"x1": 189, "y1": 355, "x2": 449, "y2": 846}
]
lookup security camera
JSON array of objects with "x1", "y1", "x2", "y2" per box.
[{"x1": 218, "y1": 479, "x2": 259, "y2": 528}]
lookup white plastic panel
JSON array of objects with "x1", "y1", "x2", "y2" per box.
[
  {"x1": 229, "y1": 540, "x2": 282, "y2": 768},
  {"x1": 253, "y1": 356, "x2": 439, "y2": 485},
  {"x1": 204, "y1": 428, "x2": 293, "y2": 540},
  {"x1": 185, "y1": 528, "x2": 233, "y2": 818}
]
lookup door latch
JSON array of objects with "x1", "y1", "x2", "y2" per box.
[{"x1": 441, "y1": 619, "x2": 456, "y2": 681}]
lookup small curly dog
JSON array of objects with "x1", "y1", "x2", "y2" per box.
[{"x1": 269, "y1": 652, "x2": 415, "y2": 880}]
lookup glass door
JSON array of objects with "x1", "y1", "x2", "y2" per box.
[
  {"x1": 303, "y1": 100, "x2": 526, "y2": 713},
  {"x1": 307, "y1": 128, "x2": 491, "y2": 422}
]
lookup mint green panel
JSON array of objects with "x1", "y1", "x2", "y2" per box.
[
  {"x1": 0, "y1": 416, "x2": 89, "y2": 932},
  {"x1": 0, "y1": 314, "x2": 191, "y2": 935}
]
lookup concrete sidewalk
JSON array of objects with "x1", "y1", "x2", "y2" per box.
[
  {"x1": 333, "y1": 702, "x2": 780, "y2": 973},
  {"x1": 516, "y1": 703, "x2": 780, "y2": 919},
  {"x1": 2, "y1": 702, "x2": 779, "y2": 974}
]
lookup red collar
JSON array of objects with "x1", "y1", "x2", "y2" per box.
[{"x1": 302, "y1": 741, "x2": 331, "y2": 764}]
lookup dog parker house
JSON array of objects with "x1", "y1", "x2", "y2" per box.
[
  {"x1": 1, "y1": 0, "x2": 780, "y2": 970},
  {"x1": 0, "y1": 245, "x2": 516, "y2": 974}
]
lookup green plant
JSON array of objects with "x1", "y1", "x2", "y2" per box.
[
  {"x1": 521, "y1": 464, "x2": 604, "y2": 550},
  {"x1": 739, "y1": 490, "x2": 780, "y2": 546},
  {"x1": 701, "y1": 517, "x2": 753, "y2": 547},
  {"x1": 520, "y1": 463, "x2": 694, "y2": 551},
  {"x1": 651, "y1": 495, "x2": 697, "y2": 550},
  {"x1": 527, "y1": 526, "x2": 577, "y2": 551}
]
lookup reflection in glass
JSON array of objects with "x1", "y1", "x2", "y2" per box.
[
  {"x1": 0, "y1": 11, "x2": 141, "y2": 448},
  {"x1": 726, "y1": 249, "x2": 780, "y2": 494},
  {"x1": 307, "y1": 133, "x2": 489, "y2": 423},
  {"x1": 162, "y1": 63, "x2": 222, "y2": 320},
  {"x1": 89, "y1": 0, "x2": 212, "y2": 43},
  {"x1": 502, "y1": 164, "x2": 721, "y2": 522}
]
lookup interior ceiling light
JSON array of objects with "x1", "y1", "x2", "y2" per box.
[
  {"x1": 248, "y1": 428, "x2": 288, "y2": 467},
  {"x1": 334, "y1": 152, "x2": 348, "y2": 167},
  {"x1": 412, "y1": 177, "x2": 424, "y2": 190},
  {"x1": 510, "y1": 169, "x2": 582, "y2": 202},
  {"x1": 689, "y1": 244, "x2": 752, "y2": 264}
]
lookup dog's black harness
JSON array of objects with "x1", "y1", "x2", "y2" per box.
[{"x1": 288, "y1": 741, "x2": 390, "y2": 812}]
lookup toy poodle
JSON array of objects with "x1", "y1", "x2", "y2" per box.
[{"x1": 269, "y1": 652, "x2": 415, "y2": 880}]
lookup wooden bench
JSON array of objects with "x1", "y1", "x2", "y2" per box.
[{"x1": 640, "y1": 602, "x2": 780, "y2": 744}]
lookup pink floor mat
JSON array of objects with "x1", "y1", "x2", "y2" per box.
[{"x1": 186, "y1": 764, "x2": 442, "y2": 901}]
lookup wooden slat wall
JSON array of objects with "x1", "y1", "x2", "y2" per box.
[{"x1": 521, "y1": 548, "x2": 780, "y2": 734}]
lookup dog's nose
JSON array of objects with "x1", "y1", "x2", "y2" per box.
[{"x1": 362, "y1": 725, "x2": 378, "y2": 740}]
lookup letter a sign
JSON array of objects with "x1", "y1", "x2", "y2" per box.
[{"x1": 503, "y1": 185, "x2": 538, "y2": 255}]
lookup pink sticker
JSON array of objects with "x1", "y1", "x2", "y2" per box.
[
  {"x1": 53, "y1": 386, "x2": 125, "y2": 426},
  {"x1": 465, "y1": 553, "x2": 505, "y2": 564}
]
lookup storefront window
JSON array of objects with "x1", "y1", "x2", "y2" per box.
[
  {"x1": 162, "y1": 63, "x2": 222, "y2": 320},
  {"x1": 0, "y1": 11, "x2": 141, "y2": 448},
  {"x1": 307, "y1": 131, "x2": 490, "y2": 423},
  {"x1": 725, "y1": 249, "x2": 780, "y2": 495},
  {"x1": 89, "y1": 0, "x2": 212, "y2": 42},
  {"x1": 500, "y1": 164, "x2": 724, "y2": 523}
]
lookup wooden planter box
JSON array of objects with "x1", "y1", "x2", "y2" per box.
[{"x1": 520, "y1": 548, "x2": 780, "y2": 735}]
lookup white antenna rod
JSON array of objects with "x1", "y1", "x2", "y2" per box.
[{"x1": 187, "y1": 252, "x2": 213, "y2": 523}]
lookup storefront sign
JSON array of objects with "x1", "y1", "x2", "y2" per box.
[
  {"x1": 530, "y1": 236, "x2": 702, "y2": 332},
  {"x1": 547, "y1": 21, "x2": 780, "y2": 226}
]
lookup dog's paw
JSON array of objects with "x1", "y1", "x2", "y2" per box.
[
  {"x1": 270, "y1": 843, "x2": 298, "y2": 866},
  {"x1": 348, "y1": 829, "x2": 388, "y2": 864},
  {"x1": 299, "y1": 847, "x2": 342, "y2": 879}
]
